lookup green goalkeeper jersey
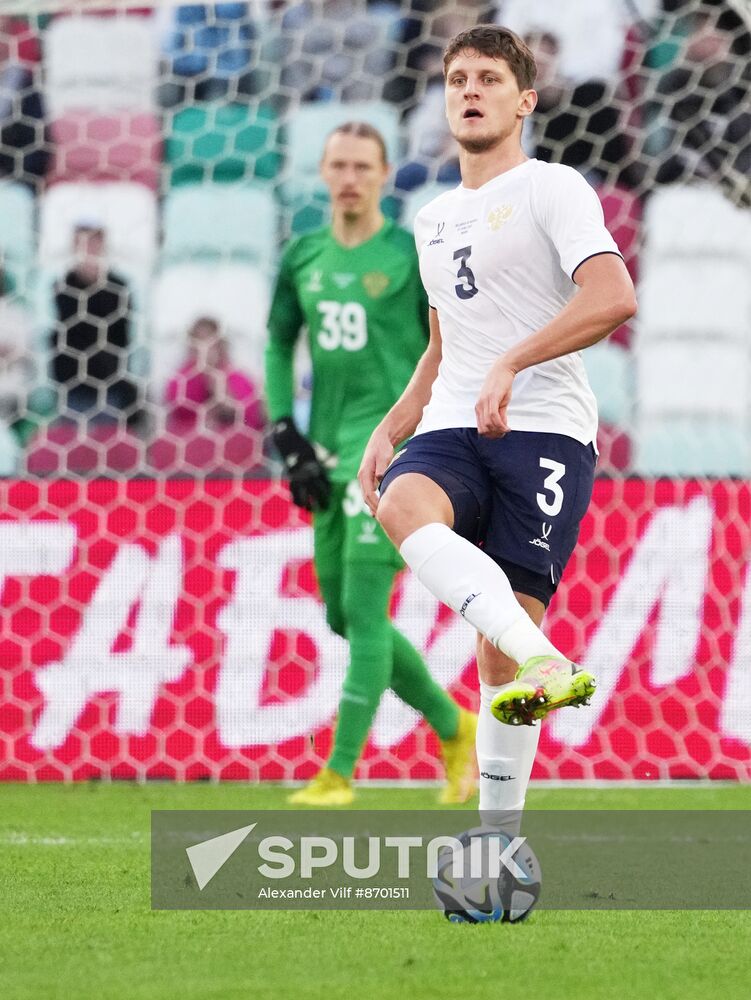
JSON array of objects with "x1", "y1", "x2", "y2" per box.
[{"x1": 265, "y1": 220, "x2": 429, "y2": 482}]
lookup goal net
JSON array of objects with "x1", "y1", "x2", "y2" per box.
[{"x1": 0, "y1": 0, "x2": 749, "y2": 781}]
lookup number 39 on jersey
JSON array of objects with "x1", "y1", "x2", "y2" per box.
[{"x1": 316, "y1": 300, "x2": 368, "y2": 351}]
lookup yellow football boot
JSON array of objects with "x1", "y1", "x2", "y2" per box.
[
  {"x1": 439, "y1": 709, "x2": 478, "y2": 804},
  {"x1": 491, "y1": 656, "x2": 596, "y2": 726},
  {"x1": 287, "y1": 767, "x2": 354, "y2": 806}
]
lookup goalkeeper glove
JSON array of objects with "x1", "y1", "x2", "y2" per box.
[{"x1": 271, "y1": 417, "x2": 332, "y2": 512}]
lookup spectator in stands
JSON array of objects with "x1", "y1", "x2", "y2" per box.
[
  {"x1": 166, "y1": 315, "x2": 265, "y2": 433},
  {"x1": 0, "y1": 16, "x2": 49, "y2": 189},
  {"x1": 153, "y1": 315, "x2": 266, "y2": 475},
  {"x1": 50, "y1": 220, "x2": 140, "y2": 425}
]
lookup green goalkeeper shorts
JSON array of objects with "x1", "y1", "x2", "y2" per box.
[{"x1": 313, "y1": 480, "x2": 402, "y2": 572}]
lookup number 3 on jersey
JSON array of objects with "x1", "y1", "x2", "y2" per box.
[
  {"x1": 317, "y1": 300, "x2": 368, "y2": 351},
  {"x1": 453, "y1": 246, "x2": 479, "y2": 300}
]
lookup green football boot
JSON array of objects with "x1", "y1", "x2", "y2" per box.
[{"x1": 490, "y1": 656, "x2": 596, "y2": 727}]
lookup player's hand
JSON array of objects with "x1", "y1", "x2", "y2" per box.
[
  {"x1": 358, "y1": 426, "x2": 394, "y2": 515},
  {"x1": 475, "y1": 360, "x2": 515, "y2": 438},
  {"x1": 271, "y1": 417, "x2": 332, "y2": 512}
]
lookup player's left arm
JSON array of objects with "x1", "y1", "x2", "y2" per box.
[{"x1": 475, "y1": 253, "x2": 636, "y2": 438}]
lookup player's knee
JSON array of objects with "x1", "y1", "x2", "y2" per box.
[
  {"x1": 374, "y1": 488, "x2": 400, "y2": 538},
  {"x1": 375, "y1": 486, "x2": 417, "y2": 549},
  {"x1": 377, "y1": 474, "x2": 454, "y2": 549},
  {"x1": 341, "y1": 590, "x2": 383, "y2": 636}
]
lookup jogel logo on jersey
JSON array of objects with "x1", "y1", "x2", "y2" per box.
[
  {"x1": 356, "y1": 519, "x2": 380, "y2": 545},
  {"x1": 362, "y1": 272, "x2": 390, "y2": 298},
  {"x1": 305, "y1": 269, "x2": 324, "y2": 292},
  {"x1": 428, "y1": 222, "x2": 445, "y2": 246},
  {"x1": 488, "y1": 205, "x2": 513, "y2": 231},
  {"x1": 332, "y1": 273, "x2": 356, "y2": 289}
]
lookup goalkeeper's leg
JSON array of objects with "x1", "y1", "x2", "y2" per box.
[
  {"x1": 290, "y1": 559, "x2": 396, "y2": 804},
  {"x1": 389, "y1": 627, "x2": 477, "y2": 804},
  {"x1": 291, "y1": 494, "x2": 475, "y2": 805},
  {"x1": 292, "y1": 562, "x2": 474, "y2": 804},
  {"x1": 329, "y1": 560, "x2": 476, "y2": 804}
]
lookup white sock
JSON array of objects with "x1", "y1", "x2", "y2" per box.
[
  {"x1": 477, "y1": 680, "x2": 541, "y2": 836},
  {"x1": 399, "y1": 523, "x2": 560, "y2": 663}
]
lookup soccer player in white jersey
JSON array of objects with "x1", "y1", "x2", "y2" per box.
[{"x1": 358, "y1": 25, "x2": 636, "y2": 822}]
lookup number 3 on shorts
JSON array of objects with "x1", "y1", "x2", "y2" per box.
[{"x1": 536, "y1": 458, "x2": 566, "y2": 517}]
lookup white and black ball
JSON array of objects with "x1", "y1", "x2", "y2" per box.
[{"x1": 432, "y1": 828, "x2": 541, "y2": 924}]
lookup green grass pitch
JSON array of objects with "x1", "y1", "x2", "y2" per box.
[{"x1": 2, "y1": 782, "x2": 750, "y2": 1000}]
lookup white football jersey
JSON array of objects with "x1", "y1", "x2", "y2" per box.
[{"x1": 413, "y1": 158, "x2": 621, "y2": 446}]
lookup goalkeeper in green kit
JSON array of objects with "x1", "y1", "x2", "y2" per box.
[{"x1": 265, "y1": 122, "x2": 477, "y2": 806}]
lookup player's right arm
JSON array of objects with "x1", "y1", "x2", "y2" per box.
[
  {"x1": 358, "y1": 306, "x2": 442, "y2": 514},
  {"x1": 265, "y1": 245, "x2": 331, "y2": 512}
]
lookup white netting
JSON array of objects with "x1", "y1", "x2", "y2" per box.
[{"x1": 0, "y1": 0, "x2": 749, "y2": 780}]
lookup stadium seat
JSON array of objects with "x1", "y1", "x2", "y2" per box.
[
  {"x1": 44, "y1": 15, "x2": 158, "y2": 116},
  {"x1": 583, "y1": 341, "x2": 633, "y2": 427},
  {"x1": 150, "y1": 263, "x2": 271, "y2": 392},
  {"x1": 162, "y1": 2, "x2": 257, "y2": 81},
  {"x1": 165, "y1": 103, "x2": 281, "y2": 186},
  {"x1": 637, "y1": 342, "x2": 748, "y2": 421},
  {"x1": 288, "y1": 188, "x2": 331, "y2": 236},
  {"x1": 0, "y1": 182, "x2": 35, "y2": 296},
  {"x1": 161, "y1": 184, "x2": 277, "y2": 266},
  {"x1": 0, "y1": 424, "x2": 21, "y2": 476},
  {"x1": 635, "y1": 185, "x2": 751, "y2": 477},
  {"x1": 644, "y1": 185, "x2": 751, "y2": 261},
  {"x1": 25, "y1": 420, "x2": 144, "y2": 476},
  {"x1": 286, "y1": 104, "x2": 401, "y2": 181},
  {"x1": 639, "y1": 258, "x2": 751, "y2": 342},
  {"x1": 595, "y1": 421, "x2": 632, "y2": 476},
  {"x1": 48, "y1": 112, "x2": 161, "y2": 191},
  {"x1": 1, "y1": 13, "x2": 42, "y2": 65},
  {"x1": 634, "y1": 418, "x2": 751, "y2": 477},
  {"x1": 401, "y1": 183, "x2": 456, "y2": 229},
  {"x1": 148, "y1": 426, "x2": 266, "y2": 477},
  {"x1": 39, "y1": 181, "x2": 158, "y2": 279},
  {"x1": 598, "y1": 185, "x2": 641, "y2": 283}
]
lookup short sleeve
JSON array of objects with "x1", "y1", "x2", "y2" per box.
[
  {"x1": 532, "y1": 165, "x2": 622, "y2": 280},
  {"x1": 412, "y1": 209, "x2": 437, "y2": 311}
]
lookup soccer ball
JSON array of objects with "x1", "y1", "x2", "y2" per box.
[{"x1": 432, "y1": 828, "x2": 541, "y2": 924}]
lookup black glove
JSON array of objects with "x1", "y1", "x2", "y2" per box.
[{"x1": 271, "y1": 417, "x2": 332, "y2": 512}]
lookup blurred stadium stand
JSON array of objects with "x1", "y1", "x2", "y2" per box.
[{"x1": 0, "y1": 1, "x2": 746, "y2": 478}]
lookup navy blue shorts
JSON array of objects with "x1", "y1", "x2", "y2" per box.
[{"x1": 379, "y1": 428, "x2": 596, "y2": 607}]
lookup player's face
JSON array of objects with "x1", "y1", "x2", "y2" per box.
[
  {"x1": 444, "y1": 50, "x2": 537, "y2": 154},
  {"x1": 320, "y1": 134, "x2": 389, "y2": 219}
]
